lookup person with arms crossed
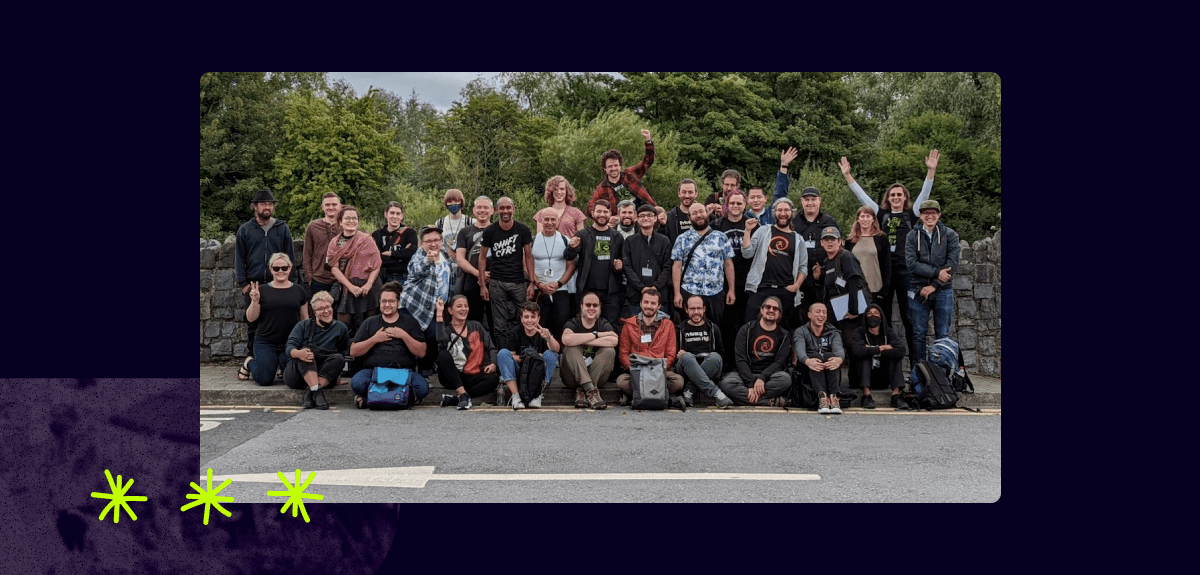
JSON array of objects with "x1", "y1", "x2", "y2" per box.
[{"x1": 560, "y1": 291, "x2": 619, "y2": 410}]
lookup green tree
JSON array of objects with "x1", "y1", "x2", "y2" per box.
[
  {"x1": 271, "y1": 82, "x2": 405, "y2": 226},
  {"x1": 752, "y1": 72, "x2": 874, "y2": 180},
  {"x1": 545, "y1": 72, "x2": 620, "y2": 122},
  {"x1": 199, "y1": 72, "x2": 327, "y2": 236}
]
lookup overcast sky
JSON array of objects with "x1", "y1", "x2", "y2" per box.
[{"x1": 327, "y1": 72, "x2": 621, "y2": 113}]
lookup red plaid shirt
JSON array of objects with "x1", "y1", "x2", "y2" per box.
[{"x1": 587, "y1": 141, "x2": 656, "y2": 217}]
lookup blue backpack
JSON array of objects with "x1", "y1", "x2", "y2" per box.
[{"x1": 367, "y1": 366, "x2": 414, "y2": 410}]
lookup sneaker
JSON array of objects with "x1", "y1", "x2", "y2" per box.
[
  {"x1": 682, "y1": 386, "x2": 695, "y2": 407},
  {"x1": 302, "y1": 388, "x2": 315, "y2": 409},
  {"x1": 440, "y1": 394, "x2": 458, "y2": 408},
  {"x1": 861, "y1": 395, "x2": 876, "y2": 409},
  {"x1": 495, "y1": 384, "x2": 507, "y2": 406},
  {"x1": 529, "y1": 394, "x2": 543, "y2": 409},
  {"x1": 456, "y1": 393, "x2": 472, "y2": 410},
  {"x1": 585, "y1": 388, "x2": 607, "y2": 410},
  {"x1": 713, "y1": 390, "x2": 733, "y2": 409},
  {"x1": 829, "y1": 398, "x2": 842, "y2": 414},
  {"x1": 574, "y1": 388, "x2": 587, "y2": 408},
  {"x1": 618, "y1": 393, "x2": 630, "y2": 406},
  {"x1": 510, "y1": 394, "x2": 525, "y2": 410},
  {"x1": 314, "y1": 389, "x2": 329, "y2": 410},
  {"x1": 817, "y1": 395, "x2": 831, "y2": 414}
]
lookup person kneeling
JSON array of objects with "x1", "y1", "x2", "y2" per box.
[
  {"x1": 497, "y1": 302, "x2": 561, "y2": 410},
  {"x1": 718, "y1": 297, "x2": 793, "y2": 406},
  {"x1": 849, "y1": 303, "x2": 908, "y2": 410},
  {"x1": 435, "y1": 295, "x2": 499, "y2": 411},
  {"x1": 616, "y1": 288, "x2": 685, "y2": 405},
  {"x1": 676, "y1": 295, "x2": 733, "y2": 408},
  {"x1": 794, "y1": 302, "x2": 844, "y2": 414},
  {"x1": 283, "y1": 290, "x2": 350, "y2": 410}
]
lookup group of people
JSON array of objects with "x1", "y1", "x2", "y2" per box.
[{"x1": 231, "y1": 129, "x2": 961, "y2": 413}]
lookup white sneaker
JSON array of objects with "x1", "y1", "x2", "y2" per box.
[
  {"x1": 529, "y1": 394, "x2": 544, "y2": 409},
  {"x1": 510, "y1": 394, "x2": 525, "y2": 410}
]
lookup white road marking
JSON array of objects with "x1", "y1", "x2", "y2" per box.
[
  {"x1": 200, "y1": 409, "x2": 252, "y2": 415},
  {"x1": 210, "y1": 467, "x2": 820, "y2": 488}
]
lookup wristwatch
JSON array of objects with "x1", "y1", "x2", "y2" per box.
[{"x1": 592, "y1": 330, "x2": 598, "y2": 338}]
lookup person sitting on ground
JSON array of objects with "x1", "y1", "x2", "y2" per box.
[
  {"x1": 616, "y1": 288, "x2": 685, "y2": 405},
  {"x1": 793, "y1": 302, "x2": 845, "y2": 414},
  {"x1": 347, "y1": 281, "x2": 429, "y2": 408},
  {"x1": 675, "y1": 295, "x2": 733, "y2": 408},
  {"x1": 718, "y1": 296, "x2": 792, "y2": 406},
  {"x1": 238, "y1": 252, "x2": 310, "y2": 385},
  {"x1": 849, "y1": 303, "x2": 909, "y2": 410},
  {"x1": 435, "y1": 295, "x2": 499, "y2": 411},
  {"x1": 283, "y1": 290, "x2": 350, "y2": 410},
  {"x1": 497, "y1": 302, "x2": 561, "y2": 410},
  {"x1": 560, "y1": 291, "x2": 619, "y2": 410}
]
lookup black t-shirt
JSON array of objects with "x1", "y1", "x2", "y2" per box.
[
  {"x1": 563, "y1": 317, "x2": 614, "y2": 360},
  {"x1": 584, "y1": 230, "x2": 617, "y2": 291},
  {"x1": 678, "y1": 320, "x2": 720, "y2": 356},
  {"x1": 761, "y1": 226, "x2": 796, "y2": 287},
  {"x1": 745, "y1": 322, "x2": 786, "y2": 374},
  {"x1": 481, "y1": 221, "x2": 532, "y2": 283},
  {"x1": 503, "y1": 328, "x2": 548, "y2": 355},
  {"x1": 714, "y1": 216, "x2": 750, "y2": 292},
  {"x1": 880, "y1": 211, "x2": 914, "y2": 266},
  {"x1": 254, "y1": 283, "x2": 310, "y2": 345},
  {"x1": 352, "y1": 313, "x2": 425, "y2": 370},
  {"x1": 457, "y1": 223, "x2": 488, "y2": 288}
]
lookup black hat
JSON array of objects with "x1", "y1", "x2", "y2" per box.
[
  {"x1": 801, "y1": 187, "x2": 820, "y2": 198},
  {"x1": 251, "y1": 189, "x2": 277, "y2": 203}
]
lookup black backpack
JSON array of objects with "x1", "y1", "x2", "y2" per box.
[
  {"x1": 913, "y1": 360, "x2": 980, "y2": 412},
  {"x1": 516, "y1": 348, "x2": 546, "y2": 406},
  {"x1": 785, "y1": 366, "x2": 818, "y2": 410}
]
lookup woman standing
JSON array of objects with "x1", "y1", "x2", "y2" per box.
[
  {"x1": 845, "y1": 206, "x2": 891, "y2": 309},
  {"x1": 531, "y1": 210, "x2": 577, "y2": 338},
  {"x1": 434, "y1": 295, "x2": 499, "y2": 411},
  {"x1": 535, "y1": 175, "x2": 587, "y2": 238},
  {"x1": 372, "y1": 201, "x2": 417, "y2": 285},
  {"x1": 326, "y1": 205, "x2": 383, "y2": 332},
  {"x1": 839, "y1": 150, "x2": 937, "y2": 362},
  {"x1": 237, "y1": 253, "x2": 310, "y2": 385}
]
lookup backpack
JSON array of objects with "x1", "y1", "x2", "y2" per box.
[
  {"x1": 516, "y1": 348, "x2": 546, "y2": 406},
  {"x1": 629, "y1": 355, "x2": 668, "y2": 410},
  {"x1": 911, "y1": 360, "x2": 979, "y2": 412},
  {"x1": 929, "y1": 337, "x2": 975, "y2": 394},
  {"x1": 367, "y1": 366, "x2": 414, "y2": 410},
  {"x1": 785, "y1": 366, "x2": 818, "y2": 410}
]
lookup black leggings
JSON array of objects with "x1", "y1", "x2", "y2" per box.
[{"x1": 435, "y1": 349, "x2": 499, "y2": 397}]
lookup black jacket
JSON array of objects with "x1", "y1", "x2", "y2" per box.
[
  {"x1": 572, "y1": 226, "x2": 625, "y2": 295},
  {"x1": 849, "y1": 303, "x2": 907, "y2": 361},
  {"x1": 792, "y1": 211, "x2": 839, "y2": 288},
  {"x1": 819, "y1": 248, "x2": 868, "y2": 317},
  {"x1": 620, "y1": 230, "x2": 673, "y2": 302}
]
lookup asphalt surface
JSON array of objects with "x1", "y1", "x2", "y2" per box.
[{"x1": 201, "y1": 406, "x2": 1001, "y2": 503}]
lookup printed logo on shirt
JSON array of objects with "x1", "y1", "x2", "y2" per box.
[
  {"x1": 769, "y1": 234, "x2": 791, "y2": 256},
  {"x1": 491, "y1": 233, "x2": 521, "y2": 258},
  {"x1": 753, "y1": 335, "x2": 776, "y2": 360},
  {"x1": 593, "y1": 236, "x2": 611, "y2": 257}
]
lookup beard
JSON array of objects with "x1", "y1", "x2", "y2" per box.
[
  {"x1": 692, "y1": 218, "x2": 708, "y2": 231},
  {"x1": 593, "y1": 215, "x2": 609, "y2": 227}
]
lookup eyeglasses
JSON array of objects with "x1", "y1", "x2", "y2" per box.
[
  {"x1": 342, "y1": 217, "x2": 359, "y2": 221},
  {"x1": 379, "y1": 299, "x2": 398, "y2": 305},
  {"x1": 313, "y1": 305, "x2": 332, "y2": 313},
  {"x1": 582, "y1": 303, "x2": 600, "y2": 308},
  {"x1": 761, "y1": 305, "x2": 781, "y2": 311},
  {"x1": 271, "y1": 265, "x2": 290, "y2": 272}
]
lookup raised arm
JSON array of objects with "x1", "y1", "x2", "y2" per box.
[
  {"x1": 910, "y1": 149, "x2": 938, "y2": 217},
  {"x1": 840, "y1": 156, "x2": 880, "y2": 213}
]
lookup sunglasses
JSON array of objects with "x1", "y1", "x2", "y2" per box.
[{"x1": 271, "y1": 265, "x2": 290, "y2": 272}]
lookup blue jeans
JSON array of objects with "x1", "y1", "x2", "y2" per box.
[
  {"x1": 676, "y1": 352, "x2": 723, "y2": 398},
  {"x1": 351, "y1": 368, "x2": 430, "y2": 403},
  {"x1": 497, "y1": 349, "x2": 559, "y2": 384},
  {"x1": 249, "y1": 340, "x2": 288, "y2": 386},
  {"x1": 909, "y1": 287, "x2": 954, "y2": 362}
]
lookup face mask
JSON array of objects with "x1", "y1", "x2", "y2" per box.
[
  {"x1": 447, "y1": 204, "x2": 461, "y2": 214},
  {"x1": 866, "y1": 316, "x2": 882, "y2": 328}
]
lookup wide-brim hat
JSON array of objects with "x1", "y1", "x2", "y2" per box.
[{"x1": 251, "y1": 189, "x2": 276, "y2": 203}]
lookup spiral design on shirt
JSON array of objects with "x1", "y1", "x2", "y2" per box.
[{"x1": 752, "y1": 335, "x2": 775, "y2": 360}]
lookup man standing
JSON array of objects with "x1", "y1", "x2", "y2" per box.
[
  {"x1": 671, "y1": 202, "x2": 736, "y2": 325},
  {"x1": 569, "y1": 200, "x2": 625, "y2": 328},
  {"x1": 400, "y1": 226, "x2": 453, "y2": 375},
  {"x1": 616, "y1": 289, "x2": 685, "y2": 405},
  {"x1": 704, "y1": 169, "x2": 741, "y2": 219},
  {"x1": 620, "y1": 203, "x2": 673, "y2": 319},
  {"x1": 718, "y1": 297, "x2": 793, "y2": 406},
  {"x1": 302, "y1": 192, "x2": 341, "y2": 297},
  {"x1": 455, "y1": 195, "x2": 494, "y2": 327},
  {"x1": 778, "y1": 166, "x2": 840, "y2": 320},
  {"x1": 675, "y1": 295, "x2": 733, "y2": 408},
  {"x1": 663, "y1": 179, "x2": 700, "y2": 245},
  {"x1": 560, "y1": 292, "x2": 619, "y2": 410},
  {"x1": 348, "y1": 281, "x2": 430, "y2": 407},
  {"x1": 713, "y1": 190, "x2": 751, "y2": 366},
  {"x1": 905, "y1": 199, "x2": 960, "y2": 362},
  {"x1": 614, "y1": 200, "x2": 638, "y2": 240},
  {"x1": 849, "y1": 303, "x2": 909, "y2": 410},
  {"x1": 587, "y1": 129, "x2": 657, "y2": 217},
  {"x1": 742, "y1": 197, "x2": 807, "y2": 330},
  {"x1": 478, "y1": 196, "x2": 535, "y2": 348},
  {"x1": 235, "y1": 189, "x2": 297, "y2": 354}
]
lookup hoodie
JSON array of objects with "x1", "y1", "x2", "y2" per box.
[
  {"x1": 849, "y1": 303, "x2": 907, "y2": 361},
  {"x1": 904, "y1": 220, "x2": 961, "y2": 291}
]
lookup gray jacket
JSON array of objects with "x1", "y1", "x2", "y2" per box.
[
  {"x1": 793, "y1": 323, "x2": 845, "y2": 363},
  {"x1": 742, "y1": 225, "x2": 807, "y2": 306}
]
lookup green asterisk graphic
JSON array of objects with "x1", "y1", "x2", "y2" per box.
[
  {"x1": 267, "y1": 469, "x2": 324, "y2": 523},
  {"x1": 91, "y1": 469, "x2": 148, "y2": 524},
  {"x1": 182, "y1": 468, "x2": 234, "y2": 525}
]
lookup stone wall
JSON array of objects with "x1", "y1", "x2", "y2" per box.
[{"x1": 200, "y1": 230, "x2": 1002, "y2": 376}]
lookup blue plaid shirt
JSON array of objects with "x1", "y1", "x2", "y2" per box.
[{"x1": 400, "y1": 248, "x2": 451, "y2": 330}]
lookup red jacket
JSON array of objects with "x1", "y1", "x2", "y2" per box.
[
  {"x1": 619, "y1": 314, "x2": 677, "y2": 370},
  {"x1": 587, "y1": 141, "x2": 656, "y2": 217}
]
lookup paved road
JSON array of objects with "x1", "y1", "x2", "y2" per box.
[{"x1": 201, "y1": 405, "x2": 1000, "y2": 503}]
